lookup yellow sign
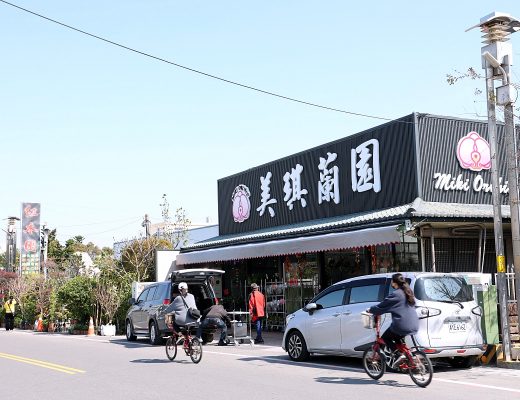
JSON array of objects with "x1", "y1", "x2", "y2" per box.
[{"x1": 497, "y1": 255, "x2": 506, "y2": 273}]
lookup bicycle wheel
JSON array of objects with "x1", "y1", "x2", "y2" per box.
[
  {"x1": 189, "y1": 337, "x2": 203, "y2": 364},
  {"x1": 165, "y1": 336, "x2": 177, "y2": 361},
  {"x1": 362, "y1": 347, "x2": 386, "y2": 380},
  {"x1": 408, "y1": 351, "x2": 433, "y2": 387}
]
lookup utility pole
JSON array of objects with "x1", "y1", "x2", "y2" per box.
[
  {"x1": 142, "y1": 214, "x2": 151, "y2": 238},
  {"x1": 41, "y1": 224, "x2": 50, "y2": 280},
  {"x1": 5, "y1": 217, "x2": 20, "y2": 273},
  {"x1": 468, "y1": 11, "x2": 520, "y2": 362}
]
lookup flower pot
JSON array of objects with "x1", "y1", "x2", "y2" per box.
[{"x1": 100, "y1": 324, "x2": 116, "y2": 336}]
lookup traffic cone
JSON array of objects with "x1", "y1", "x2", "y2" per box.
[
  {"x1": 37, "y1": 315, "x2": 44, "y2": 332},
  {"x1": 87, "y1": 317, "x2": 95, "y2": 336}
]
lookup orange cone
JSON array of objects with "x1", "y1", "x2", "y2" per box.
[
  {"x1": 37, "y1": 316, "x2": 44, "y2": 332},
  {"x1": 87, "y1": 317, "x2": 95, "y2": 336}
]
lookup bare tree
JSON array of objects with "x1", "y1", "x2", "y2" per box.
[
  {"x1": 160, "y1": 194, "x2": 191, "y2": 249},
  {"x1": 94, "y1": 283, "x2": 121, "y2": 324},
  {"x1": 121, "y1": 234, "x2": 170, "y2": 282},
  {"x1": 33, "y1": 275, "x2": 53, "y2": 319},
  {"x1": 6, "y1": 276, "x2": 36, "y2": 323},
  {"x1": 446, "y1": 67, "x2": 520, "y2": 121}
]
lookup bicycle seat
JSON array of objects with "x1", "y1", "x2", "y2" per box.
[{"x1": 184, "y1": 322, "x2": 199, "y2": 328}]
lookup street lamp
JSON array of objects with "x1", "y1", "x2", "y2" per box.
[
  {"x1": 42, "y1": 224, "x2": 50, "y2": 280},
  {"x1": 4, "y1": 216, "x2": 20, "y2": 273},
  {"x1": 468, "y1": 11, "x2": 520, "y2": 362}
]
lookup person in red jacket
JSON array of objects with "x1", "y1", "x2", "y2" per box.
[{"x1": 248, "y1": 283, "x2": 266, "y2": 344}]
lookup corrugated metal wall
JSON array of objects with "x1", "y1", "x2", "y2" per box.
[
  {"x1": 417, "y1": 114, "x2": 508, "y2": 204},
  {"x1": 423, "y1": 237, "x2": 496, "y2": 274}
]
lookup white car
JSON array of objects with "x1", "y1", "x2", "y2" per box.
[{"x1": 282, "y1": 272, "x2": 486, "y2": 368}]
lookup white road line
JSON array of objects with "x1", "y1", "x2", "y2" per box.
[{"x1": 433, "y1": 378, "x2": 520, "y2": 393}]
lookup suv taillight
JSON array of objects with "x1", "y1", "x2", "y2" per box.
[{"x1": 163, "y1": 299, "x2": 170, "y2": 305}]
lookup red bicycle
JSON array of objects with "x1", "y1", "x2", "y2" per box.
[
  {"x1": 361, "y1": 312, "x2": 433, "y2": 387},
  {"x1": 165, "y1": 317, "x2": 203, "y2": 364}
]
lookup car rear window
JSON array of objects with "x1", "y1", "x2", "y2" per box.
[{"x1": 414, "y1": 276, "x2": 474, "y2": 302}]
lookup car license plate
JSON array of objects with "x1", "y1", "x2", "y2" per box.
[{"x1": 449, "y1": 322, "x2": 467, "y2": 333}]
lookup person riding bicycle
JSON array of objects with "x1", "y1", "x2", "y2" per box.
[
  {"x1": 367, "y1": 273, "x2": 419, "y2": 361},
  {"x1": 165, "y1": 282, "x2": 199, "y2": 333}
]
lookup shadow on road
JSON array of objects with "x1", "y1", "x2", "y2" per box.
[
  {"x1": 130, "y1": 358, "x2": 172, "y2": 364},
  {"x1": 237, "y1": 354, "x2": 364, "y2": 373},
  {"x1": 109, "y1": 337, "x2": 158, "y2": 349},
  {"x1": 315, "y1": 376, "x2": 418, "y2": 388}
]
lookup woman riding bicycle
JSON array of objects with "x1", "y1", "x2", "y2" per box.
[{"x1": 367, "y1": 273, "x2": 419, "y2": 358}]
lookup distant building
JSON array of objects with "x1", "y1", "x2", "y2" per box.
[{"x1": 113, "y1": 223, "x2": 218, "y2": 260}]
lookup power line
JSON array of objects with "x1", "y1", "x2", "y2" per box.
[
  {"x1": 57, "y1": 216, "x2": 142, "y2": 229},
  {"x1": 0, "y1": 0, "x2": 395, "y2": 123}
]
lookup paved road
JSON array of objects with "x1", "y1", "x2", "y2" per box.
[{"x1": 1, "y1": 330, "x2": 519, "y2": 400}]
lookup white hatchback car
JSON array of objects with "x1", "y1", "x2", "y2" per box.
[{"x1": 282, "y1": 272, "x2": 486, "y2": 368}]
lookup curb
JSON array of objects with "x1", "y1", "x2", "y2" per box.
[{"x1": 496, "y1": 359, "x2": 520, "y2": 369}]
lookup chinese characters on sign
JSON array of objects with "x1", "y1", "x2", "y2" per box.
[
  {"x1": 256, "y1": 172, "x2": 277, "y2": 217},
  {"x1": 21, "y1": 202, "x2": 41, "y2": 275},
  {"x1": 283, "y1": 163, "x2": 308, "y2": 210},
  {"x1": 318, "y1": 152, "x2": 340, "y2": 204},
  {"x1": 242, "y1": 139, "x2": 382, "y2": 223},
  {"x1": 351, "y1": 139, "x2": 381, "y2": 193}
]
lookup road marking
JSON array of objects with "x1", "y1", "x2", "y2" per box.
[
  {"x1": 434, "y1": 378, "x2": 520, "y2": 393},
  {"x1": 0, "y1": 352, "x2": 85, "y2": 375}
]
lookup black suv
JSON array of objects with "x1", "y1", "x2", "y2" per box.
[{"x1": 125, "y1": 268, "x2": 224, "y2": 345}]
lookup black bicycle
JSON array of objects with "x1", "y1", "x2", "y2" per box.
[{"x1": 165, "y1": 321, "x2": 203, "y2": 364}]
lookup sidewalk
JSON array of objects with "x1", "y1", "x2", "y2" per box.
[
  {"x1": 496, "y1": 345, "x2": 520, "y2": 369},
  {"x1": 255, "y1": 331, "x2": 283, "y2": 347}
]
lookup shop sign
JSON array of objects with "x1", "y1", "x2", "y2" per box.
[
  {"x1": 20, "y1": 202, "x2": 41, "y2": 274},
  {"x1": 218, "y1": 118, "x2": 417, "y2": 235},
  {"x1": 432, "y1": 131, "x2": 508, "y2": 195}
]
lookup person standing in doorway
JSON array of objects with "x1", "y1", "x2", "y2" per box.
[
  {"x1": 4, "y1": 296, "x2": 17, "y2": 331},
  {"x1": 249, "y1": 283, "x2": 265, "y2": 344}
]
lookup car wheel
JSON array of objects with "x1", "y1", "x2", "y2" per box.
[
  {"x1": 126, "y1": 320, "x2": 136, "y2": 341},
  {"x1": 149, "y1": 321, "x2": 162, "y2": 345},
  {"x1": 286, "y1": 330, "x2": 309, "y2": 361},
  {"x1": 201, "y1": 332, "x2": 214, "y2": 344},
  {"x1": 448, "y1": 355, "x2": 478, "y2": 369}
]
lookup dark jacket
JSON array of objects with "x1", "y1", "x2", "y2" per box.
[
  {"x1": 202, "y1": 305, "x2": 230, "y2": 324},
  {"x1": 369, "y1": 288, "x2": 419, "y2": 336}
]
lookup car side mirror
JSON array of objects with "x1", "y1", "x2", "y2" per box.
[
  {"x1": 128, "y1": 298, "x2": 136, "y2": 305},
  {"x1": 304, "y1": 303, "x2": 320, "y2": 314}
]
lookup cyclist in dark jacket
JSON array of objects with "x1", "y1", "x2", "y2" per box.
[{"x1": 368, "y1": 273, "x2": 419, "y2": 353}]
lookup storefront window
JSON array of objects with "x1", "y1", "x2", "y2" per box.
[
  {"x1": 370, "y1": 236, "x2": 420, "y2": 274},
  {"x1": 323, "y1": 249, "x2": 365, "y2": 287},
  {"x1": 283, "y1": 254, "x2": 319, "y2": 314},
  {"x1": 395, "y1": 241, "x2": 420, "y2": 272}
]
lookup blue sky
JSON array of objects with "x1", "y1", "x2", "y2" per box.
[{"x1": 1, "y1": 1, "x2": 519, "y2": 249}]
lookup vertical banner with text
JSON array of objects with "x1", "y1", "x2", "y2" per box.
[{"x1": 21, "y1": 202, "x2": 41, "y2": 275}]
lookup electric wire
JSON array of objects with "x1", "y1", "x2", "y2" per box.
[
  {"x1": 0, "y1": 0, "x2": 398, "y2": 123},
  {"x1": 57, "y1": 216, "x2": 142, "y2": 228}
]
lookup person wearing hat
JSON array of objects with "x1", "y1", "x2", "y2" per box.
[
  {"x1": 248, "y1": 283, "x2": 266, "y2": 344},
  {"x1": 3, "y1": 295, "x2": 17, "y2": 331},
  {"x1": 165, "y1": 282, "x2": 199, "y2": 332}
]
